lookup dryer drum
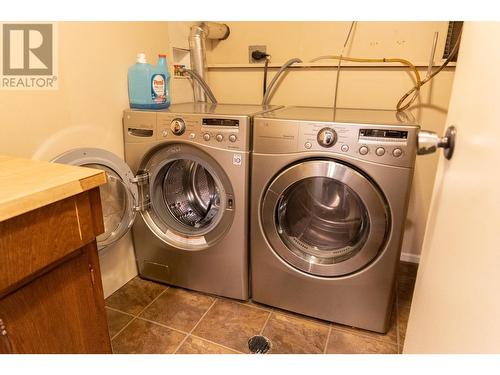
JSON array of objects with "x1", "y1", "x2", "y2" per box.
[
  {"x1": 277, "y1": 176, "x2": 369, "y2": 263},
  {"x1": 162, "y1": 159, "x2": 221, "y2": 229}
]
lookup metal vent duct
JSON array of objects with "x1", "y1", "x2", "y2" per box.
[{"x1": 189, "y1": 22, "x2": 230, "y2": 102}]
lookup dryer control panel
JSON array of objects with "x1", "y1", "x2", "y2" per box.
[{"x1": 253, "y1": 118, "x2": 420, "y2": 168}]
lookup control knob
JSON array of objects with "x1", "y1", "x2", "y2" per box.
[
  {"x1": 170, "y1": 118, "x2": 186, "y2": 135},
  {"x1": 393, "y1": 148, "x2": 403, "y2": 157},
  {"x1": 216, "y1": 134, "x2": 224, "y2": 142},
  {"x1": 317, "y1": 127, "x2": 337, "y2": 148},
  {"x1": 203, "y1": 133, "x2": 211, "y2": 141},
  {"x1": 228, "y1": 134, "x2": 237, "y2": 143}
]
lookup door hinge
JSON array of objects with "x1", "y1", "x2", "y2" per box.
[
  {"x1": 131, "y1": 171, "x2": 151, "y2": 212},
  {"x1": 0, "y1": 318, "x2": 7, "y2": 336},
  {"x1": 89, "y1": 265, "x2": 95, "y2": 286},
  {"x1": 0, "y1": 317, "x2": 13, "y2": 353}
]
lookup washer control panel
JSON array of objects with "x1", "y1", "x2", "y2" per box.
[
  {"x1": 170, "y1": 118, "x2": 186, "y2": 135},
  {"x1": 123, "y1": 110, "x2": 252, "y2": 152},
  {"x1": 253, "y1": 118, "x2": 419, "y2": 168},
  {"x1": 156, "y1": 113, "x2": 248, "y2": 151},
  {"x1": 317, "y1": 127, "x2": 337, "y2": 148}
]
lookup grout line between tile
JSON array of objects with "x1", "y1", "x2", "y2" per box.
[
  {"x1": 189, "y1": 334, "x2": 245, "y2": 354},
  {"x1": 105, "y1": 306, "x2": 136, "y2": 318},
  {"x1": 173, "y1": 297, "x2": 219, "y2": 354},
  {"x1": 190, "y1": 298, "x2": 219, "y2": 333},
  {"x1": 110, "y1": 286, "x2": 170, "y2": 343},
  {"x1": 259, "y1": 310, "x2": 273, "y2": 335},
  {"x1": 323, "y1": 324, "x2": 333, "y2": 354},
  {"x1": 111, "y1": 317, "x2": 137, "y2": 342},
  {"x1": 135, "y1": 316, "x2": 190, "y2": 336}
]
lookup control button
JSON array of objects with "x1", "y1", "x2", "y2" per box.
[
  {"x1": 341, "y1": 144, "x2": 349, "y2": 152},
  {"x1": 170, "y1": 118, "x2": 186, "y2": 135},
  {"x1": 216, "y1": 134, "x2": 224, "y2": 142},
  {"x1": 393, "y1": 148, "x2": 403, "y2": 157},
  {"x1": 229, "y1": 134, "x2": 237, "y2": 143},
  {"x1": 359, "y1": 146, "x2": 369, "y2": 155},
  {"x1": 317, "y1": 127, "x2": 337, "y2": 148},
  {"x1": 304, "y1": 142, "x2": 312, "y2": 149},
  {"x1": 162, "y1": 129, "x2": 169, "y2": 137},
  {"x1": 376, "y1": 147, "x2": 386, "y2": 156},
  {"x1": 189, "y1": 133, "x2": 196, "y2": 139},
  {"x1": 203, "y1": 133, "x2": 211, "y2": 141}
]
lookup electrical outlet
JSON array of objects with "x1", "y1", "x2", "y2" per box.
[{"x1": 249, "y1": 45, "x2": 267, "y2": 63}]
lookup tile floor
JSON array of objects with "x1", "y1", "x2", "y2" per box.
[{"x1": 105, "y1": 261, "x2": 418, "y2": 354}]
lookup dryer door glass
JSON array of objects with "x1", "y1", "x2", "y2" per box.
[
  {"x1": 276, "y1": 176, "x2": 369, "y2": 264},
  {"x1": 262, "y1": 159, "x2": 388, "y2": 277}
]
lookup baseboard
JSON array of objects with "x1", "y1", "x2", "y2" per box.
[{"x1": 400, "y1": 252, "x2": 420, "y2": 264}]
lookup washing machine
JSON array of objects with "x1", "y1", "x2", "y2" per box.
[
  {"x1": 250, "y1": 106, "x2": 420, "y2": 332},
  {"x1": 55, "y1": 103, "x2": 278, "y2": 301}
]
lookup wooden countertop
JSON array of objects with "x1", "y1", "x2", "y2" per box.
[{"x1": 0, "y1": 155, "x2": 107, "y2": 222}]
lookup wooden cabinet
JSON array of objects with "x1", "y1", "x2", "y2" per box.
[{"x1": 0, "y1": 156, "x2": 111, "y2": 353}]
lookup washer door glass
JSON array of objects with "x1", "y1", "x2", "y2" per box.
[
  {"x1": 51, "y1": 148, "x2": 138, "y2": 252},
  {"x1": 85, "y1": 163, "x2": 135, "y2": 248},
  {"x1": 277, "y1": 176, "x2": 369, "y2": 265},
  {"x1": 262, "y1": 159, "x2": 388, "y2": 277},
  {"x1": 163, "y1": 159, "x2": 221, "y2": 231},
  {"x1": 140, "y1": 143, "x2": 235, "y2": 250}
]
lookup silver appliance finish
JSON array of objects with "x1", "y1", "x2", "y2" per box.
[
  {"x1": 124, "y1": 103, "x2": 279, "y2": 300},
  {"x1": 250, "y1": 106, "x2": 419, "y2": 332}
]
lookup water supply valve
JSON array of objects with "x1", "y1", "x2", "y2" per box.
[{"x1": 417, "y1": 126, "x2": 456, "y2": 160}]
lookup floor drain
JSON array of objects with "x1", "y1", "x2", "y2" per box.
[{"x1": 248, "y1": 335, "x2": 271, "y2": 354}]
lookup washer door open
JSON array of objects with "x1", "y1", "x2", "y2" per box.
[
  {"x1": 52, "y1": 148, "x2": 137, "y2": 252},
  {"x1": 261, "y1": 159, "x2": 389, "y2": 277},
  {"x1": 139, "y1": 143, "x2": 235, "y2": 251}
]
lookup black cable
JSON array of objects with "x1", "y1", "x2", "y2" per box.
[
  {"x1": 252, "y1": 50, "x2": 269, "y2": 61},
  {"x1": 263, "y1": 57, "x2": 270, "y2": 96}
]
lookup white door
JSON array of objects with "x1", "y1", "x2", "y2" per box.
[{"x1": 404, "y1": 22, "x2": 500, "y2": 353}]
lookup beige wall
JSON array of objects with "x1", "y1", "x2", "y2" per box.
[
  {"x1": 204, "y1": 21, "x2": 456, "y2": 260},
  {"x1": 0, "y1": 22, "x2": 171, "y2": 297},
  {"x1": 167, "y1": 21, "x2": 196, "y2": 103}
]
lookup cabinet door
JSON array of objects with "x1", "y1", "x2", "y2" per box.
[{"x1": 0, "y1": 242, "x2": 111, "y2": 354}]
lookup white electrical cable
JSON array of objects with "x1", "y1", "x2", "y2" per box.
[{"x1": 333, "y1": 21, "x2": 356, "y2": 119}]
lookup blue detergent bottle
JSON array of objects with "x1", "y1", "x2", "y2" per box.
[
  {"x1": 128, "y1": 53, "x2": 152, "y2": 109},
  {"x1": 149, "y1": 54, "x2": 171, "y2": 109}
]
